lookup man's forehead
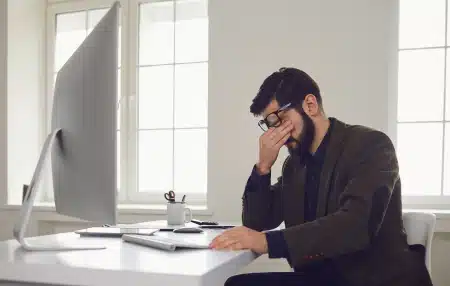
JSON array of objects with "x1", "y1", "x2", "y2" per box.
[{"x1": 262, "y1": 100, "x2": 280, "y2": 117}]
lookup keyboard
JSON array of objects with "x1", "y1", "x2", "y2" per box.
[{"x1": 122, "y1": 234, "x2": 210, "y2": 251}]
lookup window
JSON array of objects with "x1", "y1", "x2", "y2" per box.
[
  {"x1": 46, "y1": 0, "x2": 208, "y2": 205},
  {"x1": 397, "y1": 0, "x2": 450, "y2": 205}
]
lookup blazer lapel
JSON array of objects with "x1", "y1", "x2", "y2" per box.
[{"x1": 316, "y1": 119, "x2": 347, "y2": 218}]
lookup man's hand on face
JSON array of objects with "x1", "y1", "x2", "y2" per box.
[
  {"x1": 208, "y1": 226, "x2": 268, "y2": 254},
  {"x1": 257, "y1": 120, "x2": 294, "y2": 175}
]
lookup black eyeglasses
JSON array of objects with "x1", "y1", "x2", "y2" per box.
[{"x1": 258, "y1": 103, "x2": 292, "y2": 131}]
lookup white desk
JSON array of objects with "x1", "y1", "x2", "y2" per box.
[{"x1": 0, "y1": 221, "x2": 257, "y2": 286}]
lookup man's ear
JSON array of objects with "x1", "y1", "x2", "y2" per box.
[{"x1": 302, "y1": 94, "x2": 320, "y2": 116}]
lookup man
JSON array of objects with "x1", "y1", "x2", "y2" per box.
[{"x1": 209, "y1": 67, "x2": 433, "y2": 286}]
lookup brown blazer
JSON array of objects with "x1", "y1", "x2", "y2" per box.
[{"x1": 242, "y1": 119, "x2": 433, "y2": 286}]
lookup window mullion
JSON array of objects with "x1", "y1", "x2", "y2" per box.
[
  {"x1": 126, "y1": 0, "x2": 139, "y2": 202},
  {"x1": 441, "y1": 0, "x2": 449, "y2": 196},
  {"x1": 44, "y1": 6, "x2": 58, "y2": 202},
  {"x1": 172, "y1": 0, "x2": 177, "y2": 193},
  {"x1": 116, "y1": 0, "x2": 129, "y2": 202}
]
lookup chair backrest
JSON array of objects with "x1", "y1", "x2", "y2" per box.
[{"x1": 402, "y1": 211, "x2": 436, "y2": 275}]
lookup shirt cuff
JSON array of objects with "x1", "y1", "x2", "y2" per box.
[
  {"x1": 265, "y1": 230, "x2": 290, "y2": 259},
  {"x1": 246, "y1": 165, "x2": 271, "y2": 192}
]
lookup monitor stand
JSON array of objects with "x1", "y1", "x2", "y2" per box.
[{"x1": 13, "y1": 129, "x2": 106, "y2": 251}]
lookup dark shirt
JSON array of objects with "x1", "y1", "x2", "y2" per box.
[
  {"x1": 244, "y1": 119, "x2": 334, "y2": 261},
  {"x1": 304, "y1": 119, "x2": 333, "y2": 222}
]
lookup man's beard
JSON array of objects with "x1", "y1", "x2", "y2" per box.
[{"x1": 287, "y1": 111, "x2": 315, "y2": 165}]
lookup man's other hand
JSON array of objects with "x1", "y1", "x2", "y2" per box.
[{"x1": 209, "y1": 226, "x2": 268, "y2": 254}]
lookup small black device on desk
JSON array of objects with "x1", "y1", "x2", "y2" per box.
[
  {"x1": 157, "y1": 225, "x2": 234, "y2": 231},
  {"x1": 199, "y1": 225, "x2": 234, "y2": 230},
  {"x1": 191, "y1": 219, "x2": 234, "y2": 229},
  {"x1": 191, "y1": 219, "x2": 219, "y2": 226}
]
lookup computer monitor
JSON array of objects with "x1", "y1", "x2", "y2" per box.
[{"x1": 13, "y1": 1, "x2": 119, "y2": 251}]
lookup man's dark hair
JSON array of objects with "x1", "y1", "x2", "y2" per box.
[{"x1": 250, "y1": 67, "x2": 322, "y2": 116}]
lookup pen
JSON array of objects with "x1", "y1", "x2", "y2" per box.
[{"x1": 182, "y1": 195, "x2": 186, "y2": 203}]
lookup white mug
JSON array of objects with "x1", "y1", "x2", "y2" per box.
[{"x1": 167, "y1": 202, "x2": 192, "y2": 226}]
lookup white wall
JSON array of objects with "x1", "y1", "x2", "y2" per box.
[
  {"x1": 0, "y1": 0, "x2": 449, "y2": 285},
  {"x1": 0, "y1": 0, "x2": 7, "y2": 205},
  {"x1": 7, "y1": 0, "x2": 46, "y2": 204}
]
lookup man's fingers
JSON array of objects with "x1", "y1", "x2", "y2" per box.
[
  {"x1": 210, "y1": 233, "x2": 239, "y2": 250},
  {"x1": 270, "y1": 121, "x2": 289, "y2": 135},
  {"x1": 269, "y1": 121, "x2": 293, "y2": 140},
  {"x1": 280, "y1": 119, "x2": 293, "y2": 128},
  {"x1": 210, "y1": 234, "x2": 226, "y2": 248},
  {"x1": 274, "y1": 132, "x2": 291, "y2": 149},
  {"x1": 269, "y1": 127, "x2": 293, "y2": 147},
  {"x1": 210, "y1": 230, "x2": 237, "y2": 248},
  {"x1": 214, "y1": 238, "x2": 239, "y2": 250},
  {"x1": 209, "y1": 227, "x2": 246, "y2": 249},
  {"x1": 265, "y1": 127, "x2": 276, "y2": 135},
  {"x1": 225, "y1": 242, "x2": 244, "y2": 251},
  {"x1": 279, "y1": 120, "x2": 293, "y2": 131},
  {"x1": 260, "y1": 127, "x2": 276, "y2": 139},
  {"x1": 279, "y1": 121, "x2": 294, "y2": 135}
]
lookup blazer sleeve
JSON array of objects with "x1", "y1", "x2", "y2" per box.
[
  {"x1": 241, "y1": 164, "x2": 285, "y2": 232},
  {"x1": 281, "y1": 131, "x2": 399, "y2": 268}
]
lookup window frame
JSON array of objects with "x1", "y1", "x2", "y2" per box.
[
  {"x1": 129, "y1": 0, "x2": 208, "y2": 205},
  {"x1": 396, "y1": 0, "x2": 450, "y2": 209},
  {"x1": 45, "y1": 0, "x2": 208, "y2": 206}
]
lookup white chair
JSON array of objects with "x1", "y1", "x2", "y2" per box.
[{"x1": 402, "y1": 211, "x2": 436, "y2": 276}]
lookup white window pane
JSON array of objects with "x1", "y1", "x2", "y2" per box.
[
  {"x1": 117, "y1": 131, "x2": 120, "y2": 191},
  {"x1": 443, "y1": 124, "x2": 450, "y2": 195},
  {"x1": 175, "y1": 0, "x2": 208, "y2": 63},
  {"x1": 118, "y1": 26, "x2": 122, "y2": 68},
  {"x1": 174, "y1": 129, "x2": 207, "y2": 194},
  {"x1": 55, "y1": 12, "x2": 87, "y2": 72},
  {"x1": 174, "y1": 63, "x2": 208, "y2": 128},
  {"x1": 445, "y1": 48, "x2": 450, "y2": 120},
  {"x1": 139, "y1": 130, "x2": 173, "y2": 192},
  {"x1": 50, "y1": 73, "x2": 57, "y2": 124},
  {"x1": 117, "y1": 68, "x2": 121, "y2": 129},
  {"x1": 398, "y1": 123, "x2": 443, "y2": 195},
  {"x1": 399, "y1": 0, "x2": 445, "y2": 49},
  {"x1": 397, "y1": 49, "x2": 445, "y2": 122},
  {"x1": 139, "y1": 2, "x2": 174, "y2": 65},
  {"x1": 139, "y1": 66, "x2": 174, "y2": 129}
]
